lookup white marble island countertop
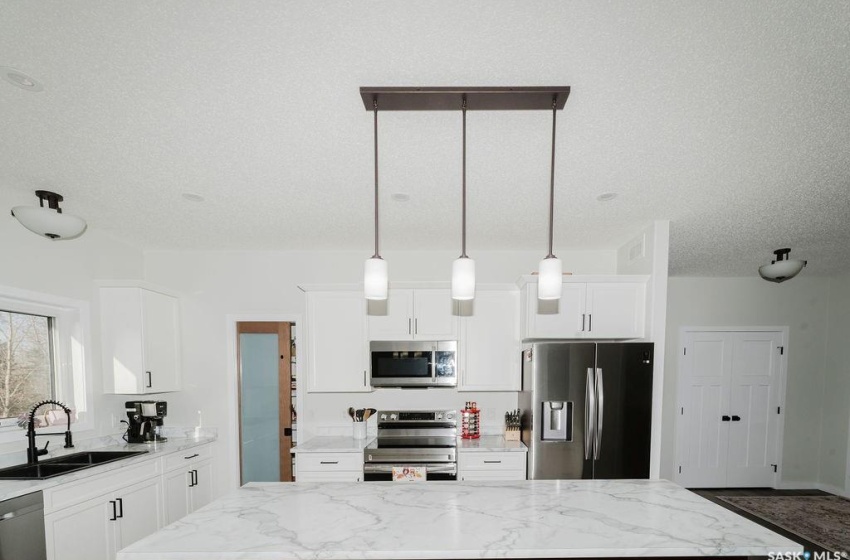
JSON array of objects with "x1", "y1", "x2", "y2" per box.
[{"x1": 117, "y1": 479, "x2": 801, "y2": 559}]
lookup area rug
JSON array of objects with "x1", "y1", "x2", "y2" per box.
[{"x1": 718, "y1": 495, "x2": 850, "y2": 554}]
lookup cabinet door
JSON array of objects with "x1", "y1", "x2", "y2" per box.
[
  {"x1": 116, "y1": 477, "x2": 164, "y2": 549},
  {"x1": 100, "y1": 287, "x2": 146, "y2": 394},
  {"x1": 459, "y1": 291, "x2": 520, "y2": 391},
  {"x1": 367, "y1": 289, "x2": 414, "y2": 340},
  {"x1": 45, "y1": 495, "x2": 116, "y2": 560},
  {"x1": 413, "y1": 289, "x2": 458, "y2": 340},
  {"x1": 525, "y1": 283, "x2": 586, "y2": 339},
  {"x1": 585, "y1": 283, "x2": 645, "y2": 339},
  {"x1": 190, "y1": 460, "x2": 214, "y2": 512},
  {"x1": 163, "y1": 469, "x2": 191, "y2": 525},
  {"x1": 142, "y1": 290, "x2": 181, "y2": 392},
  {"x1": 307, "y1": 292, "x2": 370, "y2": 392}
]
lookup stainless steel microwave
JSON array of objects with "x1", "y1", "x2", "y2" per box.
[{"x1": 369, "y1": 341, "x2": 457, "y2": 388}]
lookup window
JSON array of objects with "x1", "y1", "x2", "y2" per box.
[
  {"x1": 0, "y1": 310, "x2": 56, "y2": 424},
  {"x1": 0, "y1": 286, "x2": 92, "y2": 440}
]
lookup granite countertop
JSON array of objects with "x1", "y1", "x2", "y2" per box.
[
  {"x1": 457, "y1": 435, "x2": 526, "y2": 452},
  {"x1": 290, "y1": 435, "x2": 374, "y2": 453},
  {"x1": 116, "y1": 479, "x2": 801, "y2": 559},
  {"x1": 0, "y1": 429, "x2": 216, "y2": 502}
]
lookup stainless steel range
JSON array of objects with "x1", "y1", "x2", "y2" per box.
[{"x1": 363, "y1": 410, "x2": 457, "y2": 481}]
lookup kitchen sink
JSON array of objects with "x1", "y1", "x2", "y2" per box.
[
  {"x1": 0, "y1": 450, "x2": 148, "y2": 480},
  {"x1": 41, "y1": 450, "x2": 146, "y2": 466}
]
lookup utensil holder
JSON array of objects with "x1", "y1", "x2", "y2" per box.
[{"x1": 353, "y1": 422, "x2": 367, "y2": 440}]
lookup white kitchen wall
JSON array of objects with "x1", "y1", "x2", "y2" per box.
[
  {"x1": 0, "y1": 211, "x2": 144, "y2": 456},
  {"x1": 144, "y1": 248, "x2": 617, "y2": 495},
  {"x1": 661, "y1": 276, "x2": 834, "y2": 486},
  {"x1": 818, "y1": 274, "x2": 850, "y2": 493}
]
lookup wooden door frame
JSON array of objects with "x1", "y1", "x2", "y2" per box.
[
  {"x1": 673, "y1": 326, "x2": 789, "y2": 488},
  {"x1": 225, "y1": 314, "x2": 301, "y2": 490}
]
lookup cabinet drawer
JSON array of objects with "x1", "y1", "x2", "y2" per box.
[
  {"x1": 460, "y1": 470, "x2": 526, "y2": 481},
  {"x1": 459, "y1": 452, "x2": 526, "y2": 472},
  {"x1": 163, "y1": 444, "x2": 212, "y2": 472},
  {"x1": 44, "y1": 456, "x2": 161, "y2": 513},
  {"x1": 296, "y1": 453, "x2": 362, "y2": 472}
]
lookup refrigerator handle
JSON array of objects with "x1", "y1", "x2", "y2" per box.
[
  {"x1": 585, "y1": 368, "x2": 595, "y2": 460},
  {"x1": 594, "y1": 368, "x2": 604, "y2": 460}
]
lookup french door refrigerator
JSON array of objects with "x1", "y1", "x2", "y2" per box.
[{"x1": 519, "y1": 342, "x2": 654, "y2": 479}]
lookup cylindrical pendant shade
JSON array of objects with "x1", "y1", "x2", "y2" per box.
[
  {"x1": 452, "y1": 257, "x2": 476, "y2": 300},
  {"x1": 538, "y1": 257, "x2": 563, "y2": 300},
  {"x1": 364, "y1": 257, "x2": 388, "y2": 300}
]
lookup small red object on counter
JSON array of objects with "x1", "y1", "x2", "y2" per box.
[{"x1": 461, "y1": 401, "x2": 480, "y2": 439}]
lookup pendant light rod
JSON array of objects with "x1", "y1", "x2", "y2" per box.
[
  {"x1": 461, "y1": 96, "x2": 467, "y2": 258},
  {"x1": 373, "y1": 97, "x2": 380, "y2": 259},
  {"x1": 547, "y1": 96, "x2": 557, "y2": 259}
]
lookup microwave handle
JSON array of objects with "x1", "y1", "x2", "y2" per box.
[{"x1": 431, "y1": 347, "x2": 436, "y2": 380}]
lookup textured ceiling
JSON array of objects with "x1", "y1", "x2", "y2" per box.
[{"x1": 1, "y1": 1, "x2": 848, "y2": 276}]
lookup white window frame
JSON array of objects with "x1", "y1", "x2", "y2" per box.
[{"x1": 0, "y1": 285, "x2": 93, "y2": 443}]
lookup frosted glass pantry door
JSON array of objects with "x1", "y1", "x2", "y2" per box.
[{"x1": 240, "y1": 333, "x2": 280, "y2": 483}]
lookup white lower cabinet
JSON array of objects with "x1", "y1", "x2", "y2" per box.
[
  {"x1": 295, "y1": 452, "x2": 362, "y2": 482},
  {"x1": 43, "y1": 443, "x2": 213, "y2": 560},
  {"x1": 45, "y1": 476, "x2": 163, "y2": 560},
  {"x1": 163, "y1": 446, "x2": 214, "y2": 524},
  {"x1": 458, "y1": 452, "x2": 526, "y2": 481}
]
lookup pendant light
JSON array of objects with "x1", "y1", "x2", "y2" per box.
[
  {"x1": 538, "y1": 97, "x2": 562, "y2": 300},
  {"x1": 452, "y1": 97, "x2": 475, "y2": 300},
  {"x1": 364, "y1": 98, "x2": 388, "y2": 300}
]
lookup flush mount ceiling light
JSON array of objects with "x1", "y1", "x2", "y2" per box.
[
  {"x1": 0, "y1": 67, "x2": 44, "y2": 92},
  {"x1": 759, "y1": 248, "x2": 807, "y2": 283},
  {"x1": 452, "y1": 97, "x2": 475, "y2": 301},
  {"x1": 359, "y1": 86, "x2": 570, "y2": 301},
  {"x1": 363, "y1": 98, "x2": 388, "y2": 300},
  {"x1": 11, "y1": 190, "x2": 87, "y2": 240}
]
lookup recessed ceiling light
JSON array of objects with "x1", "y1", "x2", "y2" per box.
[
  {"x1": 182, "y1": 192, "x2": 205, "y2": 202},
  {"x1": 391, "y1": 193, "x2": 410, "y2": 202},
  {"x1": 1, "y1": 67, "x2": 44, "y2": 92},
  {"x1": 596, "y1": 192, "x2": 618, "y2": 202}
]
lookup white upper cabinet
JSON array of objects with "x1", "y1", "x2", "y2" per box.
[
  {"x1": 306, "y1": 291, "x2": 371, "y2": 393},
  {"x1": 520, "y1": 278, "x2": 646, "y2": 340},
  {"x1": 367, "y1": 289, "x2": 458, "y2": 341},
  {"x1": 101, "y1": 287, "x2": 181, "y2": 394},
  {"x1": 459, "y1": 290, "x2": 520, "y2": 391}
]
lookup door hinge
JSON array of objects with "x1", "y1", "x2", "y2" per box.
[
  {"x1": 678, "y1": 465, "x2": 682, "y2": 474},
  {"x1": 771, "y1": 464, "x2": 778, "y2": 473},
  {"x1": 778, "y1": 346, "x2": 784, "y2": 355}
]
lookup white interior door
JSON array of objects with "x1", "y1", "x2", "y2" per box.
[
  {"x1": 678, "y1": 331, "x2": 731, "y2": 487},
  {"x1": 677, "y1": 328, "x2": 785, "y2": 489},
  {"x1": 726, "y1": 332, "x2": 782, "y2": 486}
]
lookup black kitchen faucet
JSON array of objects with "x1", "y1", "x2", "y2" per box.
[{"x1": 26, "y1": 400, "x2": 74, "y2": 464}]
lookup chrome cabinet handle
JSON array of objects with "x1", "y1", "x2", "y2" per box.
[
  {"x1": 584, "y1": 368, "x2": 594, "y2": 460},
  {"x1": 594, "y1": 368, "x2": 604, "y2": 460},
  {"x1": 415, "y1": 318, "x2": 418, "y2": 334},
  {"x1": 408, "y1": 318, "x2": 411, "y2": 334},
  {"x1": 483, "y1": 460, "x2": 502, "y2": 464},
  {"x1": 588, "y1": 314, "x2": 592, "y2": 332},
  {"x1": 581, "y1": 314, "x2": 586, "y2": 331}
]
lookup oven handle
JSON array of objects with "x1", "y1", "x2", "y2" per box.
[{"x1": 363, "y1": 463, "x2": 457, "y2": 474}]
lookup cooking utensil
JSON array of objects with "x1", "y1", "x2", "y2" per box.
[
  {"x1": 363, "y1": 408, "x2": 376, "y2": 421},
  {"x1": 348, "y1": 407, "x2": 356, "y2": 422}
]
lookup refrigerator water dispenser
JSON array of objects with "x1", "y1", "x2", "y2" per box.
[{"x1": 541, "y1": 401, "x2": 572, "y2": 441}]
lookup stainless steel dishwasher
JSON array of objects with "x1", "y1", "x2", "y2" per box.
[{"x1": 0, "y1": 491, "x2": 46, "y2": 560}]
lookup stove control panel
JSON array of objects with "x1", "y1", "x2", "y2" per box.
[{"x1": 377, "y1": 410, "x2": 457, "y2": 424}]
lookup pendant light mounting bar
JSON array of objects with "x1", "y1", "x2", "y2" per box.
[
  {"x1": 461, "y1": 96, "x2": 468, "y2": 258},
  {"x1": 372, "y1": 97, "x2": 381, "y2": 259},
  {"x1": 547, "y1": 96, "x2": 557, "y2": 259},
  {"x1": 360, "y1": 86, "x2": 570, "y2": 111}
]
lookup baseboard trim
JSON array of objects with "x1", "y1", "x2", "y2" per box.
[
  {"x1": 777, "y1": 480, "x2": 850, "y2": 497},
  {"x1": 817, "y1": 482, "x2": 849, "y2": 498}
]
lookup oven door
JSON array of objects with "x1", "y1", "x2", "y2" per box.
[{"x1": 363, "y1": 463, "x2": 457, "y2": 482}]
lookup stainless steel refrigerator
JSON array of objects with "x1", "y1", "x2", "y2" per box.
[{"x1": 519, "y1": 342, "x2": 654, "y2": 479}]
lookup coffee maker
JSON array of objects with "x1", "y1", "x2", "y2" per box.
[{"x1": 125, "y1": 401, "x2": 167, "y2": 443}]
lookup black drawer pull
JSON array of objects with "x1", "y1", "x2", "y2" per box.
[
  {"x1": 483, "y1": 460, "x2": 502, "y2": 464},
  {"x1": 109, "y1": 500, "x2": 117, "y2": 521},
  {"x1": 731, "y1": 415, "x2": 741, "y2": 422},
  {"x1": 184, "y1": 453, "x2": 200, "y2": 460},
  {"x1": 721, "y1": 415, "x2": 731, "y2": 422},
  {"x1": 116, "y1": 498, "x2": 123, "y2": 519},
  {"x1": 319, "y1": 461, "x2": 339, "y2": 465}
]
